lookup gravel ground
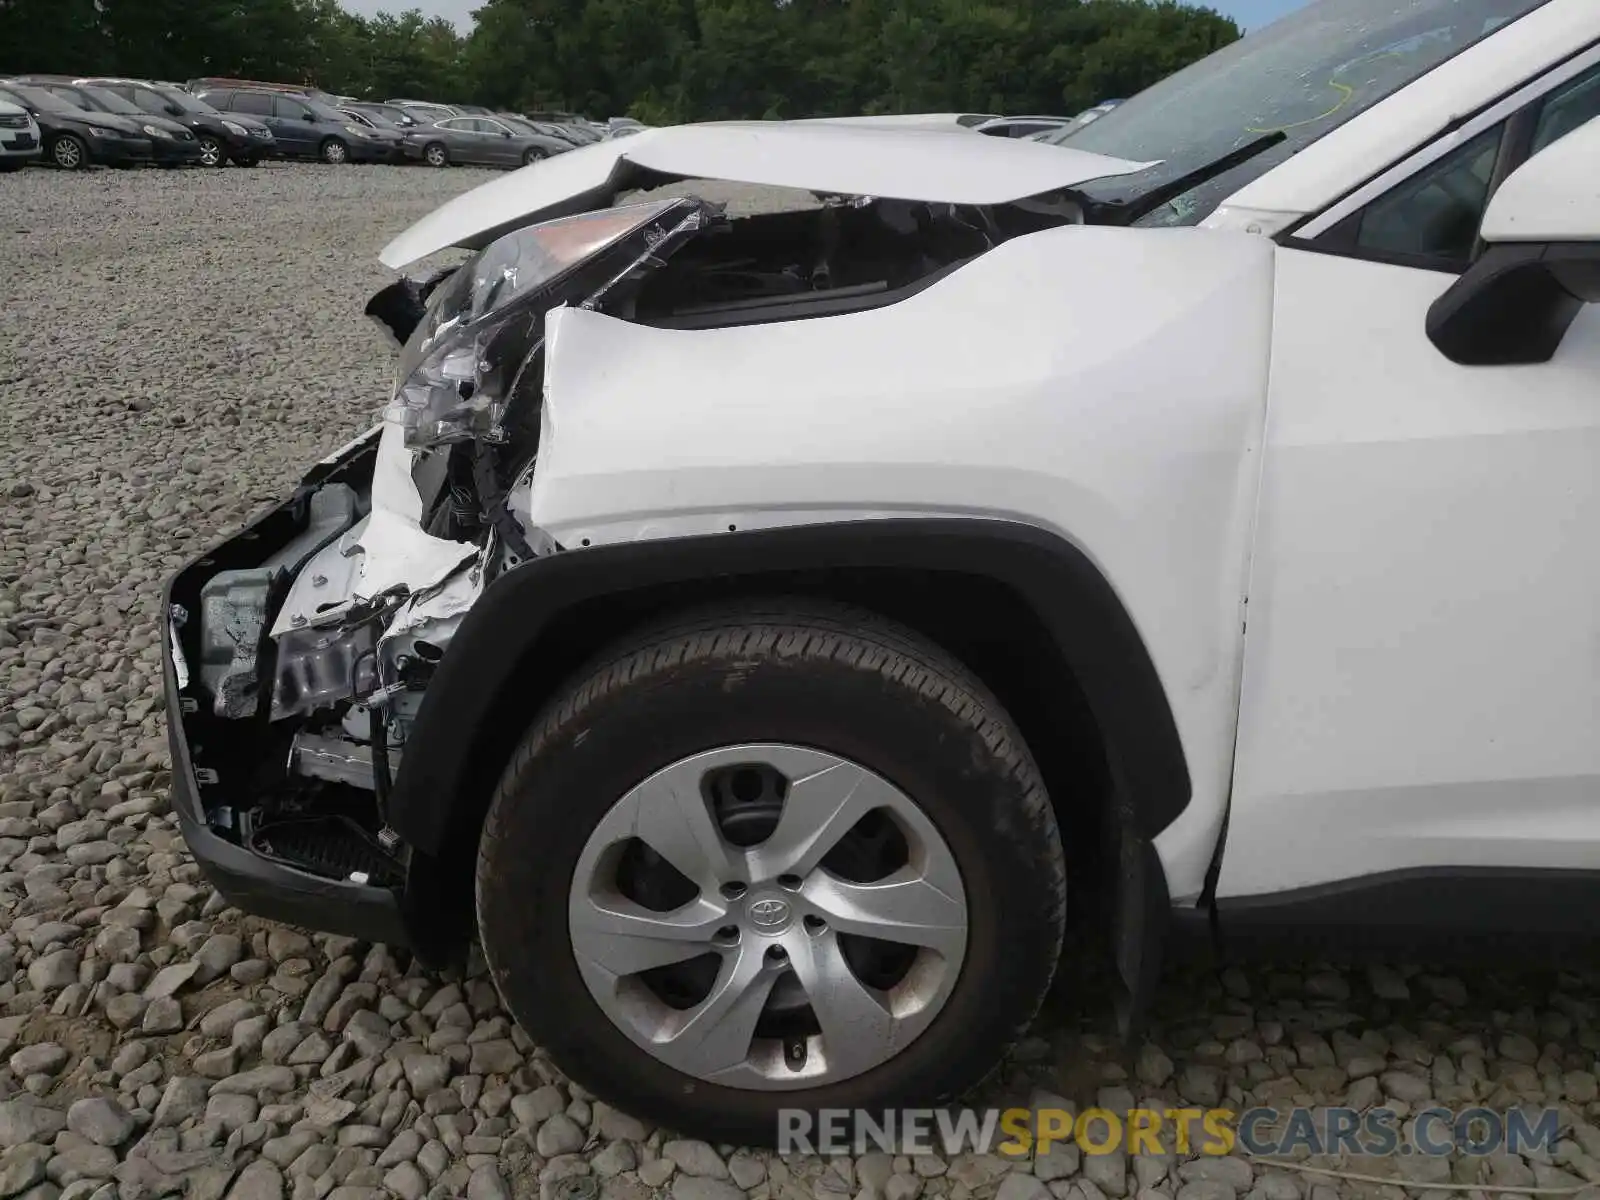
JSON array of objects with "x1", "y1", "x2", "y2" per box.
[{"x1": 3, "y1": 162, "x2": 1600, "y2": 1200}]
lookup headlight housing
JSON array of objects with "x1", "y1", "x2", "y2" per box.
[
  {"x1": 222, "y1": 121, "x2": 248, "y2": 136},
  {"x1": 142, "y1": 124, "x2": 173, "y2": 139},
  {"x1": 381, "y1": 197, "x2": 711, "y2": 451},
  {"x1": 86, "y1": 126, "x2": 118, "y2": 138}
]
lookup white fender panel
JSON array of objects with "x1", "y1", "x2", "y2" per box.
[{"x1": 524, "y1": 225, "x2": 1277, "y2": 901}]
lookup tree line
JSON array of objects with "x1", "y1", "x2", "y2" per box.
[{"x1": 0, "y1": 0, "x2": 1240, "y2": 123}]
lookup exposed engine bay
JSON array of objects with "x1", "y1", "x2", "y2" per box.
[{"x1": 170, "y1": 188, "x2": 1079, "y2": 889}]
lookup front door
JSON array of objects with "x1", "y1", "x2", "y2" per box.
[
  {"x1": 1222, "y1": 59, "x2": 1600, "y2": 897},
  {"x1": 271, "y1": 96, "x2": 316, "y2": 154},
  {"x1": 475, "y1": 119, "x2": 520, "y2": 165}
]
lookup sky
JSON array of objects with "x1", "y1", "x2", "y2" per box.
[{"x1": 341, "y1": 0, "x2": 1313, "y2": 36}]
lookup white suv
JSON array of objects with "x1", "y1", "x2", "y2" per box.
[
  {"x1": 164, "y1": 0, "x2": 1600, "y2": 1146},
  {"x1": 0, "y1": 100, "x2": 40, "y2": 171}
]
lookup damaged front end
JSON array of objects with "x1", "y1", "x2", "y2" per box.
[{"x1": 162, "y1": 196, "x2": 714, "y2": 945}]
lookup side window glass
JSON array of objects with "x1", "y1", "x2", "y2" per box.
[
  {"x1": 132, "y1": 88, "x2": 166, "y2": 115},
  {"x1": 1348, "y1": 125, "x2": 1504, "y2": 268},
  {"x1": 274, "y1": 97, "x2": 308, "y2": 120},
  {"x1": 1531, "y1": 66, "x2": 1600, "y2": 155},
  {"x1": 235, "y1": 94, "x2": 273, "y2": 116}
]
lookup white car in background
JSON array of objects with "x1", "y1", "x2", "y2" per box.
[
  {"x1": 974, "y1": 114, "x2": 1076, "y2": 138},
  {"x1": 165, "y1": 0, "x2": 1600, "y2": 1148},
  {"x1": 0, "y1": 99, "x2": 41, "y2": 171}
]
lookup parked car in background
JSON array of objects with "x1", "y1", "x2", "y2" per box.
[
  {"x1": 452, "y1": 104, "x2": 494, "y2": 116},
  {"x1": 415, "y1": 115, "x2": 571, "y2": 169},
  {"x1": 14, "y1": 76, "x2": 203, "y2": 166},
  {"x1": 187, "y1": 78, "x2": 345, "y2": 108},
  {"x1": 974, "y1": 114, "x2": 1075, "y2": 138},
  {"x1": 83, "y1": 78, "x2": 275, "y2": 167},
  {"x1": 497, "y1": 114, "x2": 582, "y2": 147},
  {"x1": 606, "y1": 116, "x2": 647, "y2": 138},
  {"x1": 0, "y1": 82, "x2": 151, "y2": 169},
  {"x1": 340, "y1": 107, "x2": 415, "y2": 163},
  {"x1": 347, "y1": 102, "x2": 420, "y2": 131},
  {"x1": 797, "y1": 113, "x2": 998, "y2": 133},
  {"x1": 388, "y1": 100, "x2": 458, "y2": 125},
  {"x1": 524, "y1": 109, "x2": 594, "y2": 127},
  {"x1": 198, "y1": 88, "x2": 389, "y2": 164},
  {"x1": 525, "y1": 115, "x2": 603, "y2": 144},
  {"x1": 1067, "y1": 100, "x2": 1124, "y2": 130},
  {"x1": 0, "y1": 99, "x2": 40, "y2": 171}
]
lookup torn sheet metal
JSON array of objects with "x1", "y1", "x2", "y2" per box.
[{"x1": 270, "y1": 428, "x2": 477, "y2": 640}]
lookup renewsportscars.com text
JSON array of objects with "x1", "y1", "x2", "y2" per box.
[{"x1": 777, "y1": 1106, "x2": 1559, "y2": 1159}]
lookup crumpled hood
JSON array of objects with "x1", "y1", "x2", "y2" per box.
[{"x1": 380, "y1": 119, "x2": 1156, "y2": 270}]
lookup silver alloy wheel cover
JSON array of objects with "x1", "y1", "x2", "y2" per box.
[
  {"x1": 325, "y1": 141, "x2": 346, "y2": 163},
  {"x1": 55, "y1": 139, "x2": 82, "y2": 168},
  {"x1": 199, "y1": 138, "x2": 221, "y2": 166},
  {"x1": 426, "y1": 145, "x2": 446, "y2": 166},
  {"x1": 568, "y1": 743, "x2": 969, "y2": 1091}
]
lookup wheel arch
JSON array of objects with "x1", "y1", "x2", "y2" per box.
[{"x1": 396, "y1": 517, "x2": 1190, "y2": 996}]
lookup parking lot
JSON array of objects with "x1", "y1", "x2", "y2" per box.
[{"x1": 3, "y1": 163, "x2": 1600, "y2": 1200}]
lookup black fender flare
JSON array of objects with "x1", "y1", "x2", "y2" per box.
[{"x1": 389, "y1": 518, "x2": 1190, "y2": 872}]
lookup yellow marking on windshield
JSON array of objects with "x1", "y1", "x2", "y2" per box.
[{"x1": 1246, "y1": 80, "x2": 1354, "y2": 134}]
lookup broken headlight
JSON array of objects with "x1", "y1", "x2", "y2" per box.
[{"x1": 385, "y1": 197, "x2": 711, "y2": 450}]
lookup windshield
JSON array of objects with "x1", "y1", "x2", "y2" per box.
[
  {"x1": 371, "y1": 105, "x2": 413, "y2": 125},
  {"x1": 1055, "y1": 0, "x2": 1555, "y2": 227},
  {"x1": 79, "y1": 85, "x2": 141, "y2": 116},
  {"x1": 153, "y1": 85, "x2": 218, "y2": 115},
  {"x1": 305, "y1": 98, "x2": 348, "y2": 122},
  {"x1": 1, "y1": 83, "x2": 79, "y2": 114}
]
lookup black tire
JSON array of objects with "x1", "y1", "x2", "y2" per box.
[
  {"x1": 423, "y1": 141, "x2": 449, "y2": 168},
  {"x1": 319, "y1": 137, "x2": 349, "y2": 165},
  {"x1": 476, "y1": 599, "x2": 1066, "y2": 1147},
  {"x1": 197, "y1": 135, "x2": 224, "y2": 167},
  {"x1": 51, "y1": 134, "x2": 87, "y2": 171},
  {"x1": 521, "y1": 146, "x2": 546, "y2": 167}
]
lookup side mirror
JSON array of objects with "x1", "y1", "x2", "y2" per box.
[
  {"x1": 1428, "y1": 114, "x2": 1600, "y2": 366},
  {"x1": 502, "y1": 130, "x2": 512, "y2": 138}
]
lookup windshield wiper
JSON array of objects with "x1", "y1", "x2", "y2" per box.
[{"x1": 1088, "y1": 130, "x2": 1288, "y2": 226}]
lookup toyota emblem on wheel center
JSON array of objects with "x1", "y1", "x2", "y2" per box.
[{"x1": 748, "y1": 897, "x2": 792, "y2": 931}]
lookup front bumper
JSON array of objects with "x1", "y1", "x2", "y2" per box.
[
  {"x1": 222, "y1": 129, "x2": 276, "y2": 158},
  {"x1": 91, "y1": 136, "x2": 154, "y2": 165},
  {"x1": 1, "y1": 127, "x2": 39, "y2": 158},
  {"x1": 151, "y1": 137, "x2": 205, "y2": 165},
  {"x1": 347, "y1": 138, "x2": 394, "y2": 163},
  {"x1": 162, "y1": 428, "x2": 415, "y2": 946}
]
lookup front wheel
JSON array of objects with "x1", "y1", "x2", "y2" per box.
[
  {"x1": 476, "y1": 600, "x2": 1066, "y2": 1146},
  {"x1": 423, "y1": 141, "x2": 449, "y2": 168},
  {"x1": 197, "y1": 135, "x2": 224, "y2": 167},
  {"x1": 51, "y1": 135, "x2": 87, "y2": 170},
  {"x1": 521, "y1": 147, "x2": 546, "y2": 167},
  {"x1": 319, "y1": 138, "x2": 348, "y2": 165}
]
